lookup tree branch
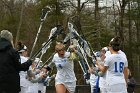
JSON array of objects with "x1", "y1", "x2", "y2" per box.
[
  {"x1": 80, "y1": 0, "x2": 90, "y2": 10},
  {"x1": 64, "y1": 0, "x2": 77, "y2": 8}
]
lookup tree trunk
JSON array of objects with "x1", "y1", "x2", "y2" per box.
[
  {"x1": 118, "y1": 0, "x2": 128, "y2": 50},
  {"x1": 136, "y1": 0, "x2": 140, "y2": 78},
  {"x1": 128, "y1": 1, "x2": 133, "y2": 70},
  {"x1": 75, "y1": 0, "x2": 82, "y2": 34},
  {"x1": 94, "y1": 0, "x2": 101, "y2": 50},
  {"x1": 15, "y1": 0, "x2": 26, "y2": 46}
]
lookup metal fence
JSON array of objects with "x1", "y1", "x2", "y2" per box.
[
  {"x1": 46, "y1": 84, "x2": 140, "y2": 93},
  {"x1": 46, "y1": 85, "x2": 90, "y2": 93},
  {"x1": 135, "y1": 84, "x2": 140, "y2": 93}
]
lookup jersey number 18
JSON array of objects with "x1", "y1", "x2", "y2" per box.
[{"x1": 114, "y1": 62, "x2": 124, "y2": 73}]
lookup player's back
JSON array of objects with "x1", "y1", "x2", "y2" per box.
[{"x1": 104, "y1": 53, "x2": 128, "y2": 85}]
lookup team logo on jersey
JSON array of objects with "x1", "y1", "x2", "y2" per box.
[{"x1": 58, "y1": 64, "x2": 63, "y2": 69}]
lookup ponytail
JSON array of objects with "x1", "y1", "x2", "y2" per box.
[{"x1": 109, "y1": 36, "x2": 121, "y2": 51}]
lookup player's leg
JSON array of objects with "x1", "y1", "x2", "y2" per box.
[
  {"x1": 107, "y1": 83, "x2": 127, "y2": 93},
  {"x1": 55, "y1": 84, "x2": 67, "y2": 93}
]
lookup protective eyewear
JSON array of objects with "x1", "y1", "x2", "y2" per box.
[{"x1": 56, "y1": 48, "x2": 65, "y2": 52}]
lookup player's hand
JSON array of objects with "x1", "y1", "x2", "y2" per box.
[
  {"x1": 41, "y1": 74, "x2": 47, "y2": 78},
  {"x1": 96, "y1": 60, "x2": 100, "y2": 66},
  {"x1": 69, "y1": 45, "x2": 77, "y2": 52},
  {"x1": 88, "y1": 67, "x2": 94, "y2": 74}
]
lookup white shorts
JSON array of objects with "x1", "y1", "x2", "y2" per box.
[
  {"x1": 100, "y1": 87, "x2": 107, "y2": 93},
  {"x1": 20, "y1": 86, "x2": 28, "y2": 93},
  {"x1": 27, "y1": 83, "x2": 38, "y2": 93},
  {"x1": 107, "y1": 83, "x2": 127, "y2": 93},
  {"x1": 55, "y1": 80, "x2": 76, "y2": 93}
]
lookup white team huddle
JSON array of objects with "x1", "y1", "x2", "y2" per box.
[
  {"x1": 18, "y1": 42, "x2": 77, "y2": 93},
  {"x1": 88, "y1": 37, "x2": 129, "y2": 93},
  {"x1": 18, "y1": 42, "x2": 55, "y2": 93},
  {"x1": 18, "y1": 36, "x2": 129, "y2": 93},
  {"x1": 0, "y1": 29, "x2": 132, "y2": 93}
]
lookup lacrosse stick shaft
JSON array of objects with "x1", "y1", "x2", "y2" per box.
[
  {"x1": 40, "y1": 52, "x2": 55, "y2": 69},
  {"x1": 30, "y1": 10, "x2": 49, "y2": 57},
  {"x1": 31, "y1": 38, "x2": 53, "y2": 59}
]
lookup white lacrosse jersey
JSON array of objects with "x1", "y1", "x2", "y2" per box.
[
  {"x1": 104, "y1": 53, "x2": 128, "y2": 85},
  {"x1": 99, "y1": 61, "x2": 107, "y2": 89},
  {"x1": 105, "y1": 50, "x2": 127, "y2": 58},
  {"x1": 52, "y1": 52, "x2": 76, "y2": 83},
  {"x1": 20, "y1": 56, "x2": 29, "y2": 87},
  {"x1": 20, "y1": 56, "x2": 28, "y2": 64},
  {"x1": 90, "y1": 73, "x2": 98, "y2": 87}
]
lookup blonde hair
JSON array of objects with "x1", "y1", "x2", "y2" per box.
[{"x1": 55, "y1": 43, "x2": 65, "y2": 51}]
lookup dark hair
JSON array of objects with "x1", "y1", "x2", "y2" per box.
[
  {"x1": 16, "y1": 42, "x2": 27, "y2": 52},
  {"x1": 109, "y1": 36, "x2": 121, "y2": 51}
]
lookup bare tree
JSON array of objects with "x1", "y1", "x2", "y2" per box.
[
  {"x1": 118, "y1": 0, "x2": 129, "y2": 49},
  {"x1": 15, "y1": 0, "x2": 26, "y2": 46}
]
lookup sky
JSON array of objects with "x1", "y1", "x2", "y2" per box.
[{"x1": 81, "y1": 0, "x2": 119, "y2": 7}]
